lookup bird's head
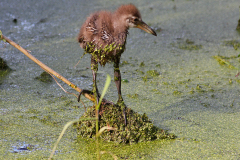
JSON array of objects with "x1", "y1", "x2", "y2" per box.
[{"x1": 115, "y1": 4, "x2": 157, "y2": 36}]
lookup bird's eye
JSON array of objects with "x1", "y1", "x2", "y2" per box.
[{"x1": 133, "y1": 18, "x2": 138, "y2": 22}]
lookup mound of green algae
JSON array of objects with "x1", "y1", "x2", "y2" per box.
[{"x1": 76, "y1": 104, "x2": 176, "y2": 144}]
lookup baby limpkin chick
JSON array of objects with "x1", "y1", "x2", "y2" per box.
[{"x1": 77, "y1": 4, "x2": 157, "y2": 124}]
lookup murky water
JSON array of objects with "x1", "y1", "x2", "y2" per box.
[{"x1": 1, "y1": 0, "x2": 240, "y2": 159}]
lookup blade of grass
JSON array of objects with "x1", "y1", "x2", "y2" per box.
[
  {"x1": 96, "y1": 126, "x2": 116, "y2": 137},
  {"x1": 96, "y1": 74, "x2": 111, "y2": 110},
  {"x1": 96, "y1": 74, "x2": 111, "y2": 160}
]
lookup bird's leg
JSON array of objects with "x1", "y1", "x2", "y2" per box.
[
  {"x1": 91, "y1": 59, "x2": 100, "y2": 102},
  {"x1": 77, "y1": 57, "x2": 99, "y2": 103},
  {"x1": 91, "y1": 57, "x2": 101, "y2": 120},
  {"x1": 114, "y1": 60, "x2": 127, "y2": 125},
  {"x1": 78, "y1": 57, "x2": 100, "y2": 103},
  {"x1": 92, "y1": 68, "x2": 100, "y2": 103}
]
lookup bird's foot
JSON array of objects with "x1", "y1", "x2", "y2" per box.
[
  {"x1": 117, "y1": 100, "x2": 127, "y2": 126},
  {"x1": 78, "y1": 89, "x2": 103, "y2": 102},
  {"x1": 78, "y1": 89, "x2": 94, "y2": 102}
]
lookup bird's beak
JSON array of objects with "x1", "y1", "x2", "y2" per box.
[{"x1": 135, "y1": 21, "x2": 157, "y2": 36}]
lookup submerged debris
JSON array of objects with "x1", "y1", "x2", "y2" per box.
[{"x1": 76, "y1": 104, "x2": 175, "y2": 144}]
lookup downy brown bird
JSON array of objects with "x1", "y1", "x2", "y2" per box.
[{"x1": 77, "y1": 4, "x2": 157, "y2": 124}]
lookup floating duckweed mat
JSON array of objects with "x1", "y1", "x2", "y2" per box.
[{"x1": 76, "y1": 104, "x2": 176, "y2": 144}]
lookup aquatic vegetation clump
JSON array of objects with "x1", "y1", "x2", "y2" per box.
[
  {"x1": 178, "y1": 42, "x2": 202, "y2": 50},
  {"x1": 146, "y1": 70, "x2": 160, "y2": 77},
  {"x1": 224, "y1": 40, "x2": 240, "y2": 50},
  {"x1": 141, "y1": 70, "x2": 160, "y2": 82},
  {"x1": 35, "y1": 71, "x2": 53, "y2": 83},
  {"x1": 0, "y1": 57, "x2": 11, "y2": 76},
  {"x1": 236, "y1": 19, "x2": 240, "y2": 31},
  {"x1": 76, "y1": 104, "x2": 175, "y2": 144},
  {"x1": 0, "y1": 57, "x2": 9, "y2": 70},
  {"x1": 171, "y1": 39, "x2": 202, "y2": 51},
  {"x1": 213, "y1": 55, "x2": 237, "y2": 69},
  {"x1": 0, "y1": 57, "x2": 11, "y2": 79}
]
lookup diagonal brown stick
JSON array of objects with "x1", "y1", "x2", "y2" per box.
[{"x1": 1, "y1": 33, "x2": 95, "y2": 102}]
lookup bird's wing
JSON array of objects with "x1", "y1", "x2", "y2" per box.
[
  {"x1": 85, "y1": 14, "x2": 98, "y2": 35},
  {"x1": 78, "y1": 11, "x2": 114, "y2": 50},
  {"x1": 77, "y1": 13, "x2": 99, "y2": 46}
]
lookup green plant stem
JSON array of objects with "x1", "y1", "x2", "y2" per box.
[{"x1": 95, "y1": 93, "x2": 100, "y2": 160}]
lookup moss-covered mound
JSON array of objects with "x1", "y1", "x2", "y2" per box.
[{"x1": 76, "y1": 104, "x2": 175, "y2": 144}]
